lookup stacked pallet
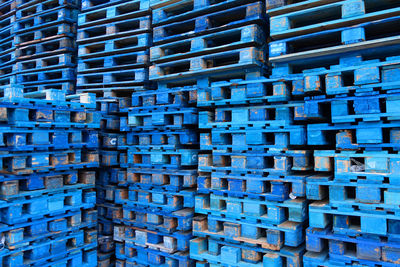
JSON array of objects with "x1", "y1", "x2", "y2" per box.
[
  {"x1": 111, "y1": 1, "x2": 199, "y2": 265},
  {"x1": 265, "y1": 0, "x2": 400, "y2": 266},
  {"x1": 183, "y1": 1, "x2": 311, "y2": 266},
  {"x1": 0, "y1": 86, "x2": 99, "y2": 266},
  {"x1": 0, "y1": 0, "x2": 16, "y2": 90},
  {"x1": 14, "y1": 0, "x2": 79, "y2": 94},
  {"x1": 76, "y1": 0, "x2": 152, "y2": 265}
]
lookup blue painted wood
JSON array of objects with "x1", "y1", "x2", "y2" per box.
[
  {"x1": 151, "y1": 24, "x2": 265, "y2": 63},
  {"x1": 199, "y1": 149, "x2": 312, "y2": 174},
  {"x1": 78, "y1": 0, "x2": 150, "y2": 27},
  {"x1": 195, "y1": 193, "x2": 308, "y2": 224},
  {"x1": 305, "y1": 227, "x2": 400, "y2": 266},
  {"x1": 15, "y1": 23, "x2": 75, "y2": 46},
  {"x1": 116, "y1": 187, "x2": 195, "y2": 212},
  {"x1": 197, "y1": 172, "x2": 307, "y2": 201},
  {"x1": 77, "y1": 51, "x2": 149, "y2": 73},
  {"x1": 116, "y1": 242, "x2": 193, "y2": 266},
  {"x1": 314, "y1": 150, "x2": 400, "y2": 185},
  {"x1": 15, "y1": 7, "x2": 78, "y2": 34},
  {"x1": 77, "y1": 68, "x2": 148, "y2": 89},
  {"x1": 78, "y1": 33, "x2": 151, "y2": 59},
  {"x1": 77, "y1": 16, "x2": 151, "y2": 45},
  {"x1": 150, "y1": 47, "x2": 266, "y2": 82},
  {"x1": 193, "y1": 214, "x2": 304, "y2": 249},
  {"x1": 190, "y1": 237, "x2": 304, "y2": 267},
  {"x1": 152, "y1": 0, "x2": 262, "y2": 26}
]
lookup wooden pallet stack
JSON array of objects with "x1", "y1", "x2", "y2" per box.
[
  {"x1": 0, "y1": 86, "x2": 99, "y2": 266},
  {"x1": 13, "y1": 0, "x2": 80, "y2": 94},
  {"x1": 266, "y1": 0, "x2": 400, "y2": 266},
  {"x1": 185, "y1": 1, "x2": 312, "y2": 266},
  {"x1": 76, "y1": 0, "x2": 152, "y2": 265},
  {"x1": 0, "y1": 0, "x2": 100, "y2": 265}
]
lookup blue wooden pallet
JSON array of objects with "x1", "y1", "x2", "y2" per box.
[
  {"x1": 16, "y1": 67, "x2": 76, "y2": 87},
  {"x1": 22, "y1": 81, "x2": 76, "y2": 94},
  {"x1": 0, "y1": 170, "x2": 95, "y2": 197},
  {"x1": 266, "y1": 0, "x2": 342, "y2": 15},
  {"x1": 199, "y1": 102, "x2": 303, "y2": 129},
  {"x1": 128, "y1": 87, "x2": 197, "y2": 111},
  {"x1": 16, "y1": 37, "x2": 76, "y2": 60},
  {"x1": 116, "y1": 242, "x2": 193, "y2": 267},
  {"x1": 197, "y1": 172, "x2": 307, "y2": 201},
  {"x1": 151, "y1": 24, "x2": 265, "y2": 63},
  {"x1": 115, "y1": 187, "x2": 196, "y2": 212},
  {"x1": 305, "y1": 227, "x2": 400, "y2": 267},
  {"x1": 270, "y1": 0, "x2": 400, "y2": 39},
  {"x1": 270, "y1": 47, "x2": 400, "y2": 87},
  {"x1": 299, "y1": 92, "x2": 400, "y2": 123},
  {"x1": 155, "y1": 66, "x2": 266, "y2": 94},
  {"x1": 270, "y1": 15, "x2": 400, "y2": 60},
  {"x1": 193, "y1": 214, "x2": 304, "y2": 250},
  {"x1": 0, "y1": 229, "x2": 97, "y2": 266},
  {"x1": 15, "y1": 22, "x2": 75, "y2": 46},
  {"x1": 77, "y1": 51, "x2": 149, "y2": 74},
  {"x1": 78, "y1": 0, "x2": 150, "y2": 28},
  {"x1": 199, "y1": 150, "x2": 312, "y2": 175},
  {"x1": 127, "y1": 107, "x2": 198, "y2": 131},
  {"x1": 0, "y1": 171, "x2": 95, "y2": 200},
  {"x1": 149, "y1": 47, "x2": 266, "y2": 82},
  {"x1": 121, "y1": 129, "x2": 199, "y2": 150},
  {"x1": 0, "y1": 209, "x2": 96, "y2": 250},
  {"x1": 152, "y1": 0, "x2": 262, "y2": 26},
  {"x1": 1, "y1": 90, "x2": 97, "y2": 111},
  {"x1": 116, "y1": 167, "x2": 197, "y2": 192},
  {"x1": 124, "y1": 148, "x2": 198, "y2": 168},
  {"x1": 309, "y1": 200, "x2": 400, "y2": 237},
  {"x1": 314, "y1": 150, "x2": 400, "y2": 185},
  {"x1": 114, "y1": 224, "x2": 192, "y2": 253},
  {"x1": 15, "y1": 7, "x2": 78, "y2": 34},
  {"x1": 190, "y1": 237, "x2": 305, "y2": 267},
  {"x1": 0, "y1": 149, "x2": 99, "y2": 175},
  {"x1": 306, "y1": 173, "x2": 400, "y2": 209},
  {"x1": 198, "y1": 77, "x2": 298, "y2": 107},
  {"x1": 15, "y1": 53, "x2": 75, "y2": 74},
  {"x1": 77, "y1": 16, "x2": 151, "y2": 45},
  {"x1": 202, "y1": 125, "x2": 306, "y2": 151},
  {"x1": 195, "y1": 193, "x2": 308, "y2": 224},
  {"x1": 116, "y1": 206, "x2": 194, "y2": 233},
  {"x1": 77, "y1": 68, "x2": 148, "y2": 89},
  {"x1": 16, "y1": 0, "x2": 79, "y2": 11},
  {"x1": 0, "y1": 188, "x2": 95, "y2": 225},
  {"x1": 308, "y1": 121, "x2": 400, "y2": 150},
  {"x1": 78, "y1": 33, "x2": 151, "y2": 59},
  {"x1": 0, "y1": 107, "x2": 100, "y2": 129},
  {"x1": 153, "y1": 2, "x2": 265, "y2": 45}
]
